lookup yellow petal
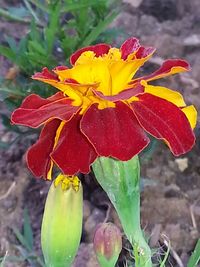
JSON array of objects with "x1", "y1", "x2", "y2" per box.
[
  {"x1": 182, "y1": 105, "x2": 197, "y2": 129},
  {"x1": 143, "y1": 82, "x2": 186, "y2": 107},
  {"x1": 55, "y1": 62, "x2": 112, "y2": 95},
  {"x1": 75, "y1": 51, "x2": 96, "y2": 65},
  {"x1": 109, "y1": 54, "x2": 154, "y2": 95}
]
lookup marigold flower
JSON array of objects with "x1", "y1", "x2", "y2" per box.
[{"x1": 11, "y1": 37, "x2": 197, "y2": 179}]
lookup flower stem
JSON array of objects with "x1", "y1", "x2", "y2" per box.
[{"x1": 93, "y1": 156, "x2": 152, "y2": 267}]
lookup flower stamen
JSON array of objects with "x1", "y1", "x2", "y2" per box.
[{"x1": 54, "y1": 174, "x2": 80, "y2": 192}]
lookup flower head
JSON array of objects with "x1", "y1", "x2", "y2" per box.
[{"x1": 11, "y1": 37, "x2": 197, "y2": 179}]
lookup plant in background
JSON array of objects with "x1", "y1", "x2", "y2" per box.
[
  {"x1": 0, "y1": 0, "x2": 120, "y2": 144},
  {"x1": 10, "y1": 37, "x2": 197, "y2": 266}
]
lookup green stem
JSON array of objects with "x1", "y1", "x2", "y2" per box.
[{"x1": 93, "y1": 156, "x2": 152, "y2": 267}]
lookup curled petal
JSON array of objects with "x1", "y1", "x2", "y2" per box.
[
  {"x1": 130, "y1": 93, "x2": 195, "y2": 156},
  {"x1": 120, "y1": 37, "x2": 140, "y2": 60},
  {"x1": 27, "y1": 119, "x2": 61, "y2": 178},
  {"x1": 53, "y1": 65, "x2": 68, "y2": 71},
  {"x1": 32, "y1": 67, "x2": 83, "y2": 93},
  {"x1": 19, "y1": 92, "x2": 63, "y2": 109},
  {"x1": 132, "y1": 59, "x2": 190, "y2": 83},
  {"x1": 93, "y1": 82, "x2": 144, "y2": 101},
  {"x1": 70, "y1": 44, "x2": 111, "y2": 65},
  {"x1": 51, "y1": 114, "x2": 97, "y2": 175},
  {"x1": 81, "y1": 102, "x2": 150, "y2": 160},
  {"x1": 11, "y1": 94, "x2": 79, "y2": 128},
  {"x1": 32, "y1": 67, "x2": 59, "y2": 81},
  {"x1": 135, "y1": 46, "x2": 156, "y2": 59}
]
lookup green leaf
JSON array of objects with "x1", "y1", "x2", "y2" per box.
[
  {"x1": 23, "y1": 208, "x2": 34, "y2": 250},
  {"x1": 0, "y1": 254, "x2": 24, "y2": 263},
  {"x1": 187, "y1": 239, "x2": 200, "y2": 267},
  {"x1": 23, "y1": 0, "x2": 41, "y2": 24},
  {"x1": 0, "y1": 7, "x2": 31, "y2": 24},
  {"x1": 0, "y1": 85, "x2": 26, "y2": 97},
  {"x1": 62, "y1": 0, "x2": 107, "y2": 12},
  {"x1": 12, "y1": 227, "x2": 32, "y2": 251},
  {"x1": 7, "y1": 6, "x2": 30, "y2": 18},
  {"x1": 45, "y1": 2, "x2": 60, "y2": 54},
  {"x1": 0, "y1": 252, "x2": 8, "y2": 267},
  {"x1": 27, "y1": 0, "x2": 48, "y2": 13},
  {"x1": 28, "y1": 40, "x2": 46, "y2": 55},
  {"x1": 159, "y1": 240, "x2": 170, "y2": 267},
  {"x1": 81, "y1": 11, "x2": 118, "y2": 46},
  {"x1": 0, "y1": 45, "x2": 16, "y2": 62}
]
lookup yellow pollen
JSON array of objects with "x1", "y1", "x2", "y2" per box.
[{"x1": 54, "y1": 174, "x2": 80, "y2": 192}]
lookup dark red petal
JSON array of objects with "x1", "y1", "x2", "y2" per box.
[
  {"x1": 27, "y1": 119, "x2": 61, "y2": 178},
  {"x1": 81, "y1": 102, "x2": 150, "y2": 160},
  {"x1": 120, "y1": 37, "x2": 140, "y2": 60},
  {"x1": 135, "y1": 46, "x2": 156, "y2": 59},
  {"x1": 132, "y1": 59, "x2": 190, "y2": 83},
  {"x1": 93, "y1": 82, "x2": 144, "y2": 101},
  {"x1": 32, "y1": 67, "x2": 59, "y2": 81},
  {"x1": 51, "y1": 114, "x2": 97, "y2": 175},
  {"x1": 11, "y1": 94, "x2": 79, "y2": 128},
  {"x1": 46, "y1": 92, "x2": 66, "y2": 102},
  {"x1": 64, "y1": 78, "x2": 79, "y2": 84},
  {"x1": 53, "y1": 65, "x2": 68, "y2": 71},
  {"x1": 19, "y1": 92, "x2": 63, "y2": 109},
  {"x1": 131, "y1": 93, "x2": 195, "y2": 156},
  {"x1": 70, "y1": 44, "x2": 111, "y2": 65}
]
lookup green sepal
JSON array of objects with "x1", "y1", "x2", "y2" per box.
[{"x1": 97, "y1": 254, "x2": 118, "y2": 267}]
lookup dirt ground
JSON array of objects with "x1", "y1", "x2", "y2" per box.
[{"x1": 0, "y1": 0, "x2": 200, "y2": 266}]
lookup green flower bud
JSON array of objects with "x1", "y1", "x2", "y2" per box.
[
  {"x1": 41, "y1": 174, "x2": 83, "y2": 267},
  {"x1": 94, "y1": 223, "x2": 122, "y2": 267}
]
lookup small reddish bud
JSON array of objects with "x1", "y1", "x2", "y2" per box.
[{"x1": 93, "y1": 223, "x2": 122, "y2": 267}]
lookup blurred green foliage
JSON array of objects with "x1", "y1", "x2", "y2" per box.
[
  {"x1": 0, "y1": 208, "x2": 45, "y2": 267},
  {"x1": 0, "y1": 0, "x2": 121, "y2": 137},
  {"x1": 187, "y1": 239, "x2": 200, "y2": 267}
]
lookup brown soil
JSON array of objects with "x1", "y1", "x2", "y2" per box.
[{"x1": 0, "y1": 0, "x2": 200, "y2": 266}]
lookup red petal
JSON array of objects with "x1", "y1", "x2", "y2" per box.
[
  {"x1": 93, "y1": 82, "x2": 144, "y2": 101},
  {"x1": 120, "y1": 37, "x2": 140, "y2": 60},
  {"x1": 81, "y1": 102, "x2": 150, "y2": 160},
  {"x1": 27, "y1": 119, "x2": 61, "y2": 178},
  {"x1": 131, "y1": 93, "x2": 195, "y2": 155},
  {"x1": 51, "y1": 114, "x2": 97, "y2": 175},
  {"x1": 132, "y1": 59, "x2": 190, "y2": 83},
  {"x1": 135, "y1": 46, "x2": 156, "y2": 59},
  {"x1": 70, "y1": 44, "x2": 111, "y2": 65},
  {"x1": 11, "y1": 94, "x2": 79, "y2": 128},
  {"x1": 53, "y1": 65, "x2": 68, "y2": 71},
  {"x1": 32, "y1": 67, "x2": 59, "y2": 81},
  {"x1": 19, "y1": 92, "x2": 63, "y2": 109}
]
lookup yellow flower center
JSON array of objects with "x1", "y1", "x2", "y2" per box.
[
  {"x1": 52, "y1": 48, "x2": 152, "y2": 113},
  {"x1": 54, "y1": 174, "x2": 80, "y2": 192}
]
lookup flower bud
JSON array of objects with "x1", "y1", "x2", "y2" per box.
[
  {"x1": 41, "y1": 174, "x2": 83, "y2": 267},
  {"x1": 93, "y1": 223, "x2": 122, "y2": 267}
]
